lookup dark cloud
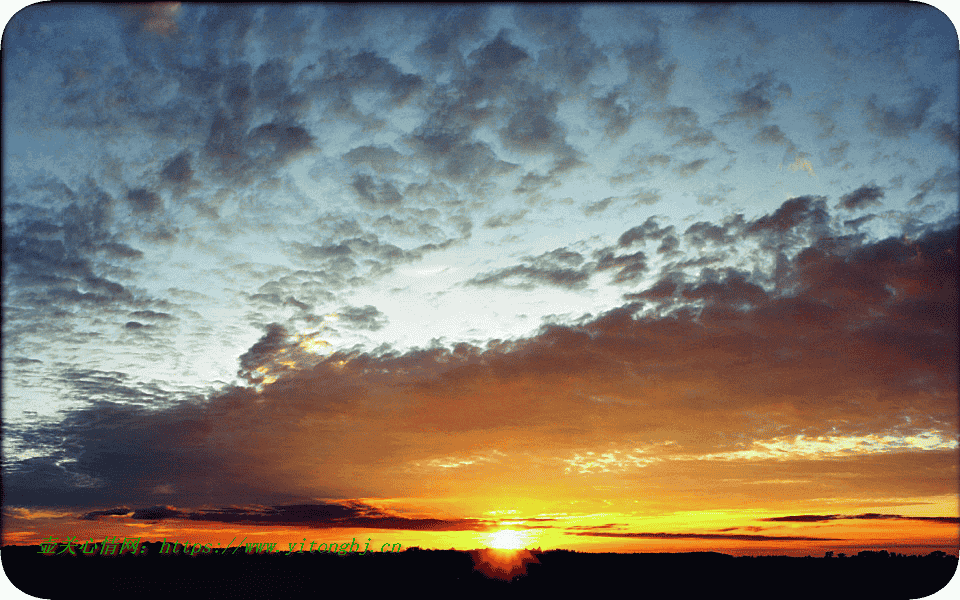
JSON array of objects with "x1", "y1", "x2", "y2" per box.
[
  {"x1": 514, "y1": 5, "x2": 605, "y2": 89},
  {"x1": 754, "y1": 124, "x2": 788, "y2": 145},
  {"x1": 415, "y1": 6, "x2": 488, "y2": 63},
  {"x1": 675, "y1": 158, "x2": 709, "y2": 177},
  {"x1": 350, "y1": 174, "x2": 403, "y2": 207},
  {"x1": 684, "y1": 214, "x2": 746, "y2": 246},
  {"x1": 237, "y1": 323, "x2": 290, "y2": 384},
  {"x1": 336, "y1": 305, "x2": 388, "y2": 331},
  {"x1": 931, "y1": 120, "x2": 959, "y2": 153},
  {"x1": 247, "y1": 122, "x2": 316, "y2": 165},
  {"x1": 594, "y1": 249, "x2": 647, "y2": 284},
  {"x1": 499, "y1": 93, "x2": 574, "y2": 159},
  {"x1": 655, "y1": 106, "x2": 716, "y2": 148},
  {"x1": 483, "y1": 210, "x2": 528, "y2": 229},
  {"x1": 689, "y1": 5, "x2": 762, "y2": 37},
  {"x1": 79, "y1": 507, "x2": 131, "y2": 520},
  {"x1": 745, "y1": 196, "x2": 828, "y2": 235},
  {"x1": 908, "y1": 166, "x2": 958, "y2": 206},
  {"x1": 681, "y1": 271, "x2": 769, "y2": 308},
  {"x1": 824, "y1": 140, "x2": 850, "y2": 167},
  {"x1": 763, "y1": 514, "x2": 960, "y2": 524},
  {"x1": 844, "y1": 214, "x2": 877, "y2": 230},
  {"x1": 722, "y1": 71, "x2": 787, "y2": 123},
  {"x1": 466, "y1": 248, "x2": 590, "y2": 290},
  {"x1": 631, "y1": 189, "x2": 663, "y2": 206},
  {"x1": 622, "y1": 35, "x2": 677, "y2": 102},
  {"x1": 177, "y1": 502, "x2": 492, "y2": 531},
  {"x1": 469, "y1": 30, "x2": 530, "y2": 74},
  {"x1": 583, "y1": 197, "x2": 614, "y2": 216},
  {"x1": 22, "y1": 221, "x2": 61, "y2": 236},
  {"x1": 624, "y1": 275, "x2": 680, "y2": 302},
  {"x1": 129, "y1": 310, "x2": 176, "y2": 321},
  {"x1": 288, "y1": 229, "x2": 463, "y2": 286},
  {"x1": 837, "y1": 184, "x2": 885, "y2": 210},
  {"x1": 864, "y1": 87, "x2": 937, "y2": 138},
  {"x1": 590, "y1": 90, "x2": 634, "y2": 140},
  {"x1": 568, "y1": 531, "x2": 840, "y2": 542},
  {"x1": 657, "y1": 235, "x2": 680, "y2": 254},
  {"x1": 126, "y1": 188, "x2": 162, "y2": 214},
  {"x1": 618, "y1": 217, "x2": 674, "y2": 247},
  {"x1": 97, "y1": 242, "x2": 144, "y2": 259},
  {"x1": 160, "y1": 151, "x2": 194, "y2": 185},
  {"x1": 407, "y1": 128, "x2": 518, "y2": 185},
  {"x1": 132, "y1": 506, "x2": 187, "y2": 520},
  {"x1": 342, "y1": 145, "x2": 405, "y2": 171}
]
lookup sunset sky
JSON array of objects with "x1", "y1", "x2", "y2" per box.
[{"x1": 2, "y1": 3, "x2": 958, "y2": 559}]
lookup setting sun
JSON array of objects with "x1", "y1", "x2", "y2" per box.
[{"x1": 489, "y1": 530, "x2": 526, "y2": 550}]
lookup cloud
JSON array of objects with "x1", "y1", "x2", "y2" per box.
[
  {"x1": 655, "y1": 106, "x2": 716, "y2": 148},
  {"x1": 4, "y1": 220, "x2": 956, "y2": 509},
  {"x1": 745, "y1": 196, "x2": 828, "y2": 235},
  {"x1": 470, "y1": 30, "x2": 530, "y2": 74},
  {"x1": 126, "y1": 189, "x2": 162, "y2": 215},
  {"x1": 483, "y1": 210, "x2": 528, "y2": 229},
  {"x1": 89, "y1": 501, "x2": 493, "y2": 531},
  {"x1": 407, "y1": 129, "x2": 519, "y2": 186},
  {"x1": 864, "y1": 87, "x2": 938, "y2": 138},
  {"x1": 568, "y1": 531, "x2": 840, "y2": 542},
  {"x1": 591, "y1": 90, "x2": 635, "y2": 140},
  {"x1": 97, "y1": 242, "x2": 144, "y2": 259},
  {"x1": 336, "y1": 305, "x2": 388, "y2": 331},
  {"x1": 763, "y1": 514, "x2": 960, "y2": 524},
  {"x1": 132, "y1": 505, "x2": 185, "y2": 520},
  {"x1": 843, "y1": 214, "x2": 877, "y2": 230},
  {"x1": 824, "y1": 140, "x2": 850, "y2": 167},
  {"x1": 119, "y1": 3, "x2": 181, "y2": 36},
  {"x1": 624, "y1": 275, "x2": 680, "y2": 302},
  {"x1": 514, "y1": 5, "x2": 606, "y2": 89},
  {"x1": 466, "y1": 248, "x2": 591, "y2": 290},
  {"x1": 908, "y1": 166, "x2": 958, "y2": 206},
  {"x1": 754, "y1": 124, "x2": 789, "y2": 145},
  {"x1": 415, "y1": 6, "x2": 489, "y2": 64},
  {"x1": 583, "y1": 197, "x2": 615, "y2": 216},
  {"x1": 342, "y1": 145, "x2": 405, "y2": 172},
  {"x1": 622, "y1": 35, "x2": 677, "y2": 102},
  {"x1": 594, "y1": 247, "x2": 648, "y2": 284},
  {"x1": 350, "y1": 174, "x2": 404, "y2": 207},
  {"x1": 684, "y1": 215, "x2": 746, "y2": 246},
  {"x1": 931, "y1": 120, "x2": 959, "y2": 153},
  {"x1": 129, "y1": 310, "x2": 176, "y2": 321},
  {"x1": 675, "y1": 158, "x2": 709, "y2": 177},
  {"x1": 237, "y1": 323, "x2": 292, "y2": 384},
  {"x1": 618, "y1": 217, "x2": 674, "y2": 247},
  {"x1": 722, "y1": 71, "x2": 789, "y2": 123},
  {"x1": 837, "y1": 184, "x2": 885, "y2": 210},
  {"x1": 160, "y1": 151, "x2": 194, "y2": 185},
  {"x1": 79, "y1": 507, "x2": 132, "y2": 520}
]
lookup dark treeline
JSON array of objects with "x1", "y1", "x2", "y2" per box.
[{"x1": 2, "y1": 543, "x2": 956, "y2": 598}]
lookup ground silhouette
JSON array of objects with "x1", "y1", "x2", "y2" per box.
[{"x1": 2, "y1": 542, "x2": 956, "y2": 598}]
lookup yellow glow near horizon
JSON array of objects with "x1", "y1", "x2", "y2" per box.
[{"x1": 488, "y1": 529, "x2": 527, "y2": 549}]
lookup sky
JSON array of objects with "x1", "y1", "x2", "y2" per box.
[{"x1": 2, "y1": 3, "x2": 959, "y2": 558}]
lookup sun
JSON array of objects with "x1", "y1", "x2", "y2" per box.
[{"x1": 488, "y1": 529, "x2": 526, "y2": 550}]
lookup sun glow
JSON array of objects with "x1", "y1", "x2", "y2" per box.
[{"x1": 488, "y1": 529, "x2": 527, "y2": 550}]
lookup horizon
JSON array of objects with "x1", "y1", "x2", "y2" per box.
[
  {"x1": 6, "y1": 537, "x2": 959, "y2": 560},
  {"x1": 2, "y1": 3, "x2": 958, "y2": 563}
]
